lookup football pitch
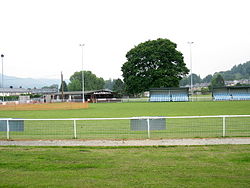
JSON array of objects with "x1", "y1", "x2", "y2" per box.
[{"x1": 1, "y1": 100, "x2": 250, "y2": 118}]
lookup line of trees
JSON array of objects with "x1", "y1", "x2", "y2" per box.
[
  {"x1": 58, "y1": 71, "x2": 125, "y2": 96},
  {"x1": 67, "y1": 71, "x2": 105, "y2": 91},
  {"x1": 51, "y1": 38, "x2": 249, "y2": 97},
  {"x1": 180, "y1": 61, "x2": 250, "y2": 86},
  {"x1": 179, "y1": 73, "x2": 227, "y2": 91},
  {"x1": 104, "y1": 78, "x2": 125, "y2": 97},
  {"x1": 62, "y1": 38, "x2": 189, "y2": 97},
  {"x1": 219, "y1": 61, "x2": 250, "y2": 80},
  {"x1": 59, "y1": 71, "x2": 105, "y2": 92}
]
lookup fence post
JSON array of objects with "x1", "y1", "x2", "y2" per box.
[
  {"x1": 147, "y1": 118, "x2": 150, "y2": 139},
  {"x1": 73, "y1": 120, "x2": 77, "y2": 139},
  {"x1": 6, "y1": 119, "x2": 10, "y2": 139},
  {"x1": 222, "y1": 116, "x2": 226, "y2": 137}
]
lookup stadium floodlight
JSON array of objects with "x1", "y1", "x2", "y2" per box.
[
  {"x1": 79, "y1": 44, "x2": 85, "y2": 103},
  {"x1": 1, "y1": 54, "x2": 4, "y2": 102},
  {"x1": 187, "y1": 42, "x2": 194, "y2": 98}
]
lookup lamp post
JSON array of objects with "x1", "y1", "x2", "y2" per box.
[
  {"x1": 187, "y1": 42, "x2": 194, "y2": 98},
  {"x1": 1, "y1": 54, "x2": 4, "y2": 102},
  {"x1": 79, "y1": 44, "x2": 85, "y2": 103}
]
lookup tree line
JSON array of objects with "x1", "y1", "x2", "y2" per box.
[
  {"x1": 219, "y1": 61, "x2": 250, "y2": 80},
  {"x1": 47, "y1": 38, "x2": 249, "y2": 97},
  {"x1": 58, "y1": 71, "x2": 125, "y2": 96},
  {"x1": 180, "y1": 61, "x2": 250, "y2": 86},
  {"x1": 57, "y1": 38, "x2": 188, "y2": 96}
]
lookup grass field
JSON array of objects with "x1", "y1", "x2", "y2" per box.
[
  {"x1": 1, "y1": 101, "x2": 250, "y2": 118},
  {"x1": 1, "y1": 101, "x2": 250, "y2": 187},
  {"x1": 0, "y1": 102, "x2": 88, "y2": 111},
  {"x1": 0, "y1": 145, "x2": 249, "y2": 187},
  {"x1": 1, "y1": 101, "x2": 250, "y2": 140}
]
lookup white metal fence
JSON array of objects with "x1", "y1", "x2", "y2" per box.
[{"x1": 0, "y1": 115, "x2": 250, "y2": 140}]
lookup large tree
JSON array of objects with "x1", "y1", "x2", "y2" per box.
[
  {"x1": 68, "y1": 71, "x2": 105, "y2": 91},
  {"x1": 121, "y1": 38, "x2": 189, "y2": 95}
]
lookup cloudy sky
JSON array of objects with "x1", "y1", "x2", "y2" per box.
[{"x1": 0, "y1": 0, "x2": 249, "y2": 80}]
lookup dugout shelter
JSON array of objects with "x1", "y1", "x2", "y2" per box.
[
  {"x1": 150, "y1": 87, "x2": 189, "y2": 102},
  {"x1": 213, "y1": 86, "x2": 250, "y2": 101},
  {"x1": 53, "y1": 89, "x2": 119, "y2": 103}
]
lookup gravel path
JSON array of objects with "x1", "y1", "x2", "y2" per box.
[{"x1": 1, "y1": 138, "x2": 250, "y2": 146}]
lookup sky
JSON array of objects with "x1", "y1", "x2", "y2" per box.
[{"x1": 0, "y1": 0, "x2": 250, "y2": 81}]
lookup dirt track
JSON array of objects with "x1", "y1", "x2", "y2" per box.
[{"x1": 1, "y1": 138, "x2": 250, "y2": 146}]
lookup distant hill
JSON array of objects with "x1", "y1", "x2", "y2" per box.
[
  {"x1": 180, "y1": 60, "x2": 250, "y2": 86},
  {"x1": 0, "y1": 74, "x2": 60, "y2": 89},
  {"x1": 219, "y1": 61, "x2": 250, "y2": 80}
]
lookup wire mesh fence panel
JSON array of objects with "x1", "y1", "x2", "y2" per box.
[
  {"x1": 150, "y1": 117, "x2": 222, "y2": 138},
  {"x1": 0, "y1": 130, "x2": 6, "y2": 139},
  {"x1": 226, "y1": 117, "x2": 250, "y2": 137},
  {"x1": 7, "y1": 120, "x2": 74, "y2": 139},
  {"x1": 76, "y1": 119, "x2": 149, "y2": 139}
]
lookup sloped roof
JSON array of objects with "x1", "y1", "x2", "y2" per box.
[{"x1": 54, "y1": 89, "x2": 114, "y2": 95}]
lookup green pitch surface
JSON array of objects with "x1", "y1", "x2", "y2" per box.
[
  {"x1": 0, "y1": 145, "x2": 249, "y2": 187},
  {"x1": 1, "y1": 101, "x2": 250, "y2": 118},
  {"x1": 0, "y1": 101, "x2": 250, "y2": 139}
]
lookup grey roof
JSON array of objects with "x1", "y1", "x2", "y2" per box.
[
  {"x1": 0, "y1": 88, "x2": 58, "y2": 94},
  {"x1": 54, "y1": 89, "x2": 114, "y2": 95}
]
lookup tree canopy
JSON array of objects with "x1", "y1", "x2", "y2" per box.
[
  {"x1": 42, "y1": 84, "x2": 59, "y2": 90},
  {"x1": 202, "y1": 74, "x2": 213, "y2": 83},
  {"x1": 179, "y1": 73, "x2": 202, "y2": 86},
  {"x1": 104, "y1": 79, "x2": 115, "y2": 90},
  {"x1": 121, "y1": 38, "x2": 189, "y2": 95},
  {"x1": 211, "y1": 74, "x2": 225, "y2": 88},
  {"x1": 113, "y1": 78, "x2": 125, "y2": 96},
  {"x1": 68, "y1": 71, "x2": 105, "y2": 91},
  {"x1": 219, "y1": 61, "x2": 250, "y2": 80},
  {"x1": 59, "y1": 81, "x2": 68, "y2": 92}
]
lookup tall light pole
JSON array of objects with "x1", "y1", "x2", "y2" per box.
[
  {"x1": 187, "y1": 42, "x2": 194, "y2": 97},
  {"x1": 79, "y1": 44, "x2": 85, "y2": 103},
  {"x1": 1, "y1": 54, "x2": 4, "y2": 102}
]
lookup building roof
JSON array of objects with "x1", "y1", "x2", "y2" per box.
[
  {"x1": 54, "y1": 89, "x2": 114, "y2": 95},
  {"x1": 150, "y1": 87, "x2": 189, "y2": 91},
  {"x1": 0, "y1": 88, "x2": 57, "y2": 94},
  {"x1": 213, "y1": 86, "x2": 250, "y2": 90}
]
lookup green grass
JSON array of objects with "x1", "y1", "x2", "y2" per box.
[
  {"x1": 1, "y1": 101, "x2": 250, "y2": 119},
  {"x1": 0, "y1": 102, "x2": 250, "y2": 187},
  {"x1": 0, "y1": 145, "x2": 249, "y2": 187},
  {"x1": 0, "y1": 101, "x2": 250, "y2": 140}
]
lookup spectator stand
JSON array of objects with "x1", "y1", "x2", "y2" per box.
[
  {"x1": 213, "y1": 86, "x2": 250, "y2": 101},
  {"x1": 150, "y1": 87, "x2": 189, "y2": 102}
]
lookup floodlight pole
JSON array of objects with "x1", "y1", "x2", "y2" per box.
[
  {"x1": 188, "y1": 42, "x2": 194, "y2": 98},
  {"x1": 61, "y1": 71, "x2": 64, "y2": 102},
  {"x1": 80, "y1": 44, "x2": 85, "y2": 103},
  {"x1": 1, "y1": 54, "x2": 4, "y2": 102}
]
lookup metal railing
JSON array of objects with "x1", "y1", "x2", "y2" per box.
[{"x1": 0, "y1": 115, "x2": 250, "y2": 140}]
